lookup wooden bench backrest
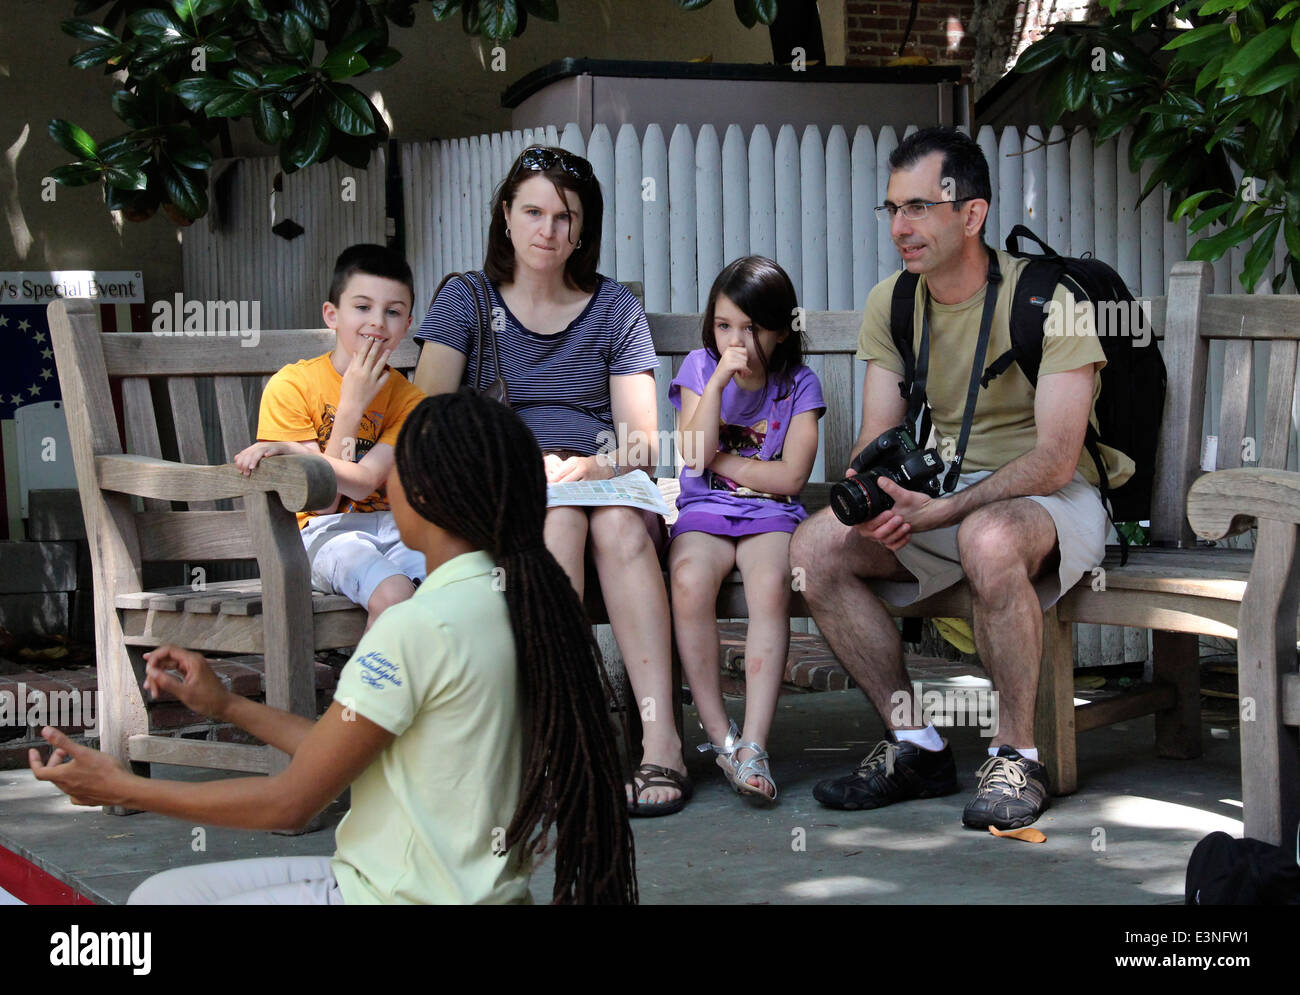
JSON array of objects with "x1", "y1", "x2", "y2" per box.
[{"x1": 1153, "y1": 262, "x2": 1300, "y2": 547}]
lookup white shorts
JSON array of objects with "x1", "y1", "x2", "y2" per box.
[
  {"x1": 127, "y1": 856, "x2": 343, "y2": 905},
  {"x1": 869, "y1": 470, "x2": 1108, "y2": 610},
  {"x1": 300, "y1": 511, "x2": 426, "y2": 608}
]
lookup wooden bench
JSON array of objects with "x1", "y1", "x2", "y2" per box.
[
  {"x1": 642, "y1": 261, "x2": 1300, "y2": 831},
  {"x1": 48, "y1": 265, "x2": 1300, "y2": 839}
]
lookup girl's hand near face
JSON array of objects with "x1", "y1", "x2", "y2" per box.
[{"x1": 710, "y1": 345, "x2": 751, "y2": 387}]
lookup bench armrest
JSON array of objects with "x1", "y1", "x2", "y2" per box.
[
  {"x1": 96, "y1": 453, "x2": 336, "y2": 512},
  {"x1": 1187, "y1": 467, "x2": 1300, "y2": 540}
]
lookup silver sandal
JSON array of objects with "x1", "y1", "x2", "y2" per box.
[{"x1": 698, "y1": 719, "x2": 778, "y2": 804}]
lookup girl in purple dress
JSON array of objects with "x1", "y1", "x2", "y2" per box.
[{"x1": 668, "y1": 257, "x2": 825, "y2": 803}]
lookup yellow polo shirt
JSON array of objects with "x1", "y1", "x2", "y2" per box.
[{"x1": 330, "y1": 550, "x2": 530, "y2": 904}]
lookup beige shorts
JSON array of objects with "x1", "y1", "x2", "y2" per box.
[{"x1": 869, "y1": 470, "x2": 1107, "y2": 610}]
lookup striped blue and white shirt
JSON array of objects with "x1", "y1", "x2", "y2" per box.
[{"x1": 415, "y1": 273, "x2": 659, "y2": 455}]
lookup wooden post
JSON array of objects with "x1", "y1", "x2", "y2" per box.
[
  {"x1": 1035, "y1": 606, "x2": 1077, "y2": 795},
  {"x1": 1237, "y1": 517, "x2": 1300, "y2": 846}
]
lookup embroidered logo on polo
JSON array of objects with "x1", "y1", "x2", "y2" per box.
[{"x1": 356, "y1": 650, "x2": 403, "y2": 690}]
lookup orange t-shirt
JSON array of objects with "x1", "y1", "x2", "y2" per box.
[{"x1": 257, "y1": 352, "x2": 426, "y2": 527}]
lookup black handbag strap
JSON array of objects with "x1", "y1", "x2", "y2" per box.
[{"x1": 451, "y1": 271, "x2": 507, "y2": 403}]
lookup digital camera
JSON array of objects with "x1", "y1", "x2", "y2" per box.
[{"x1": 829, "y1": 426, "x2": 944, "y2": 526}]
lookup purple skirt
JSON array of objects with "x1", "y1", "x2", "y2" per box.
[{"x1": 669, "y1": 510, "x2": 802, "y2": 543}]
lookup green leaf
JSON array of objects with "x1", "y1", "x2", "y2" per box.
[
  {"x1": 103, "y1": 165, "x2": 149, "y2": 191},
  {"x1": 1063, "y1": 60, "x2": 1090, "y2": 112},
  {"x1": 733, "y1": 0, "x2": 757, "y2": 29},
  {"x1": 291, "y1": 0, "x2": 329, "y2": 30},
  {"x1": 1188, "y1": 200, "x2": 1237, "y2": 233},
  {"x1": 367, "y1": 47, "x2": 401, "y2": 71},
  {"x1": 1277, "y1": 2, "x2": 1300, "y2": 19},
  {"x1": 676, "y1": 0, "x2": 715, "y2": 10},
  {"x1": 204, "y1": 90, "x2": 258, "y2": 117},
  {"x1": 261, "y1": 65, "x2": 309, "y2": 85},
  {"x1": 254, "y1": 95, "x2": 291, "y2": 143},
  {"x1": 281, "y1": 10, "x2": 315, "y2": 60},
  {"x1": 243, "y1": 0, "x2": 268, "y2": 20},
  {"x1": 1243, "y1": 63, "x2": 1300, "y2": 95},
  {"x1": 1014, "y1": 34, "x2": 1068, "y2": 74},
  {"x1": 430, "y1": 0, "x2": 460, "y2": 22},
  {"x1": 1293, "y1": 18, "x2": 1300, "y2": 59},
  {"x1": 462, "y1": 0, "x2": 481, "y2": 33},
  {"x1": 328, "y1": 27, "x2": 380, "y2": 56},
  {"x1": 1129, "y1": 0, "x2": 1174, "y2": 32},
  {"x1": 752, "y1": 0, "x2": 778, "y2": 25},
  {"x1": 1221, "y1": 25, "x2": 1290, "y2": 78},
  {"x1": 1163, "y1": 22, "x2": 1228, "y2": 50},
  {"x1": 1286, "y1": 220, "x2": 1300, "y2": 262},
  {"x1": 48, "y1": 119, "x2": 99, "y2": 159},
  {"x1": 321, "y1": 49, "x2": 368, "y2": 80},
  {"x1": 284, "y1": 97, "x2": 330, "y2": 170},
  {"x1": 167, "y1": 143, "x2": 212, "y2": 169},
  {"x1": 70, "y1": 44, "x2": 120, "y2": 70},
  {"x1": 481, "y1": 0, "x2": 518, "y2": 39},
  {"x1": 49, "y1": 163, "x2": 103, "y2": 186},
  {"x1": 326, "y1": 85, "x2": 376, "y2": 136},
  {"x1": 1201, "y1": 0, "x2": 1249, "y2": 14},
  {"x1": 522, "y1": 0, "x2": 558, "y2": 20},
  {"x1": 1195, "y1": 53, "x2": 1227, "y2": 93},
  {"x1": 61, "y1": 19, "x2": 118, "y2": 42},
  {"x1": 227, "y1": 67, "x2": 259, "y2": 88},
  {"x1": 173, "y1": 77, "x2": 239, "y2": 111},
  {"x1": 1173, "y1": 189, "x2": 1218, "y2": 221},
  {"x1": 160, "y1": 161, "x2": 207, "y2": 220},
  {"x1": 1240, "y1": 215, "x2": 1283, "y2": 290},
  {"x1": 127, "y1": 9, "x2": 184, "y2": 38}
]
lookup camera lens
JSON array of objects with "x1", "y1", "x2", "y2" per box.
[{"x1": 829, "y1": 473, "x2": 890, "y2": 525}]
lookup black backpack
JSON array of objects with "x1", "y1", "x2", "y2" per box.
[{"x1": 888, "y1": 225, "x2": 1166, "y2": 526}]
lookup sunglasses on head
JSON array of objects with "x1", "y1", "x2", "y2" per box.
[{"x1": 512, "y1": 147, "x2": 594, "y2": 183}]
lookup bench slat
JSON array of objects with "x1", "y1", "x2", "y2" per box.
[
  {"x1": 214, "y1": 374, "x2": 254, "y2": 459},
  {"x1": 120, "y1": 378, "x2": 170, "y2": 513},
  {"x1": 101, "y1": 332, "x2": 421, "y2": 377},
  {"x1": 136, "y1": 511, "x2": 257, "y2": 561},
  {"x1": 1217, "y1": 339, "x2": 1253, "y2": 470},
  {"x1": 129, "y1": 735, "x2": 271, "y2": 774},
  {"x1": 167, "y1": 377, "x2": 218, "y2": 511},
  {"x1": 1261, "y1": 339, "x2": 1298, "y2": 470},
  {"x1": 821, "y1": 353, "x2": 856, "y2": 475}
]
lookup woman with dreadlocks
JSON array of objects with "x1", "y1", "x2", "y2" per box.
[{"x1": 30, "y1": 392, "x2": 637, "y2": 905}]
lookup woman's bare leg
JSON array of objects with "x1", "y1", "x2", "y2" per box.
[{"x1": 588, "y1": 506, "x2": 683, "y2": 806}]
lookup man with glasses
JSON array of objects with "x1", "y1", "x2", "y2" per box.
[{"x1": 791, "y1": 127, "x2": 1132, "y2": 830}]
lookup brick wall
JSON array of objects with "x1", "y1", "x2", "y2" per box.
[{"x1": 845, "y1": 1, "x2": 1098, "y2": 88}]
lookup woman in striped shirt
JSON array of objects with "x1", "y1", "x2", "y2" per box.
[{"x1": 414, "y1": 147, "x2": 691, "y2": 817}]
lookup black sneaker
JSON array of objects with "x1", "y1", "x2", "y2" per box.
[
  {"x1": 962, "y1": 746, "x2": 1050, "y2": 830},
  {"x1": 812, "y1": 737, "x2": 960, "y2": 810}
]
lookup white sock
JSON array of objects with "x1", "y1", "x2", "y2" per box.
[
  {"x1": 989, "y1": 746, "x2": 1039, "y2": 762},
  {"x1": 895, "y1": 724, "x2": 944, "y2": 752}
]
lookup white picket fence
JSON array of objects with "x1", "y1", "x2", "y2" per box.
[{"x1": 181, "y1": 121, "x2": 1300, "y2": 667}]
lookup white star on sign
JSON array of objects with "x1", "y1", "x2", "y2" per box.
[
  {"x1": 10, "y1": 394, "x2": 23, "y2": 406},
  {"x1": 0, "y1": 314, "x2": 8, "y2": 326},
  {"x1": 17, "y1": 319, "x2": 30, "y2": 332},
  {"x1": 41, "y1": 348, "x2": 53, "y2": 360},
  {"x1": 40, "y1": 368, "x2": 53, "y2": 380},
  {"x1": 28, "y1": 383, "x2": 41, "y2": 396},
  {"x1": 33, "y1": 330, "x2": 46, "y2": 344}
]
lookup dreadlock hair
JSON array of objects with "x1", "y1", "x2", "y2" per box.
[{"x1": 393, "y1": 391, "x2": 638, "y2": 905}]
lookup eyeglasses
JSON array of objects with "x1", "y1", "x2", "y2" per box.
[
  {"x1": 511, "y1": 147, "x2": 594, "y2": 183},
  {"x1": 874, "y1": 197, "x2": 979, "y2": 222}
]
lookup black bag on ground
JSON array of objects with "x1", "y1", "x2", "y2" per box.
[
  {"x1": 887, "y1": 225, "x2": 1166, "y2": 526},
  {"x1": 1185, "y1": 830, "x2": 1300, "y2": 905}
]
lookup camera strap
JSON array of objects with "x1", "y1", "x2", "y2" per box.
[{"x1": 915, "y1": 248, "x2": 1003, "y2": 493}]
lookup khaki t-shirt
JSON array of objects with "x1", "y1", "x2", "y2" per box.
[{"x1": 856, "y1": 249, "x2": 1134, "y2": 489}]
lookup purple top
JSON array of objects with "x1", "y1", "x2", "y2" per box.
[{"x1": 669, "y1": 349, "x2": 825, "y2": 526}]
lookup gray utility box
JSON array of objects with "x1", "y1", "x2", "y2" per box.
[{"x1": 504, "y1": 59, "x2": 969, "y2": 140}]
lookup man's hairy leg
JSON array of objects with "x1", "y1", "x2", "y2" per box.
[
  {"x1": 957, "y1": 498, "x2": 1060, "y2": 750},
  {"x1": 790, "y1": 508, "x2": 917, "y2": 725}
]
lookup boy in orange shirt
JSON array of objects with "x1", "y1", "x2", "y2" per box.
[{"x1": 235, "y1": 244, "x2": 426, "y2": 630}]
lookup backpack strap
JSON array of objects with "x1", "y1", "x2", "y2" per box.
[{"x1": 890, "y1": 269, "x2": 933, "y2": 444}]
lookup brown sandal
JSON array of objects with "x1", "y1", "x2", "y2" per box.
[{"x1": 626, "y1": 763, "x2": 693, "y2": 818}]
